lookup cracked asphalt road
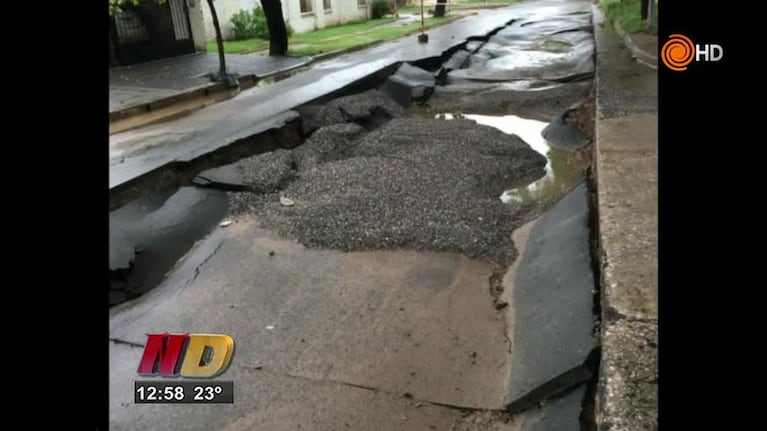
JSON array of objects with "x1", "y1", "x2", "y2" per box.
[
  {"x1": 108, "y1": 0, "x2": 596, "y2": 429},
  {"x1": 110, "y1": 220, "x2": 518, "y2": 430}
]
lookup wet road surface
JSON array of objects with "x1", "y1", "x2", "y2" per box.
[{"x1": 109, "y1": 1, "x2": 598, "y2": 429}]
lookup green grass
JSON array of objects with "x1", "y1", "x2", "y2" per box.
[
  {"x1": 398, "y1": 4, "x2": 420, "y2": 13},
  {"x1": 600, "y1": 0, "x2": 658, "y2": 34},
  {"x1": 207, "y1": 18, "x2": 397, "y2": 54},
  {"x1": 206, "y1": 38, "x2": 269, "y2": 54},
  {"x1": 206, "y1": 16, "x2": 458, "y2": 56},
  {"x1": 291, "y1": 17, "x2": 398, "y2": 41},
  {"x1": 399, "y1": 0, "x2": 517, "y2": 12},
  {"x1": 289, "y1": 16, "x2": 458, "y2": 56},
  {"x1": 466, "y1": 0, "x2": 517, "y2": 4}
]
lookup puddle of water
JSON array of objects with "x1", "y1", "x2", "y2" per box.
[
  {"x1": 438, "y1": 113, "x2": 585, "y2": 204},
  {"x1": 538, "y1": 39, "x2": 574, "y2": 53}
]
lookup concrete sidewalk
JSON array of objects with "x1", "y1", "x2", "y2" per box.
[
  {"x1": 593, "y1": 7, "x2": 658, "y2": 431},
  {"x1": 109, "y1": 53, "x2": 310, "y2": 113}
]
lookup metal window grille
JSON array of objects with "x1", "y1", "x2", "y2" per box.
[
  {"x1": 114, "y1": 9, "x2": 150, "y2": 44},
  {"x1": 169, "y1": 0, "x2": 191, "y2": 40}
]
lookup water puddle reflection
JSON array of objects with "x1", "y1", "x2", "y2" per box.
[{"x1": 438, "y1": 113, "x2": 586, "y2": 204}]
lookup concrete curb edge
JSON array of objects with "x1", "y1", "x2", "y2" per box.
[{"x1": 613, "y1": 21, "x2": 657, "y2": 69}]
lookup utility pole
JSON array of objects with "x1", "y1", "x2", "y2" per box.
[
  {"x1": 647, "y1": 0, "x2": 654, "y2": 29},
  {"x1": 421, "y1": 0, "x2": 424, "y2": 31},
  {"x1": 418, "y1": 0, "x2": 428, "y2": 42}
]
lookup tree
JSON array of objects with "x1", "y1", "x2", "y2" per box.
[
  {"x1": 260, "y1": 0, "x2": 288, "y2": 56},
  {"x1": 206, "y1": 0, "x2": 238, "y2": 87},
  {"x1": 109, "y1": 0, "x2": 164, "y2": 16}
]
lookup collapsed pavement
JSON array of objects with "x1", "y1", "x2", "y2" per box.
[
  {"x1": 109, "y1": 0, "x2": 609, "y2": 429},
  {"x1": 229, "y1": 105, "x2": 548, "y2": 266}
]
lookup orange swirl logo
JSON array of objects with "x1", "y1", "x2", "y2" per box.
[{"x1": 661, "y1": 34, "x2": 695, "y2": 71}]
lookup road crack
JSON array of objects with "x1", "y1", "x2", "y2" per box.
[
  {"x1": 183, "y1": 242, "x2": 224, "y2": 289},
  {"x1": 109, "y1": 338, "x2": 145, "y2": 348},
  {"x1": 240, "y1": 365, "x2": 501, "y2": 413}
]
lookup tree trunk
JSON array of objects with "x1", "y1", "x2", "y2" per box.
[
  {"x1": 207, "y1": 0, "x2": 227, "y2": 77},
  {"x1": 261, "y1": 0, "x2": 288, "y2": 56},
  {"x1": 640, "y1": 0, "x2": 649, "y2": 20}
]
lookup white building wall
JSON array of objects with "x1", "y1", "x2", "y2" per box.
[
  {"x1": 327, "y1": 0, "x2": 370, "y2": 27},
  {"x1": 286, "y1": 0, "x2": 369, "y2": 33},
  {"x1": 187, "y1": 2, "x2": 208, "y2": 51},
  {"x1": 198, "y1": 0, "x2": 259, "y2": 41},
  {"x1": 198, "y1": 0, "x2": 370, "y2": 42}
]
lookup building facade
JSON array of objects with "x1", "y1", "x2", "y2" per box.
[
  {"x1": 197, "y1": 0, "x2": 371, "y2": 42},
  {"x1": 110, "y1": 0, "x2": 371, "y2": 66},
  {"x1": 110, "y1": 0, "x2": 199, "y2": 66}
]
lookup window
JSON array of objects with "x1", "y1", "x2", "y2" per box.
[
  {"x1": 300, "y1": 0, "x2": 314, "y2": 14},
  {"x1": 114, "y1": 9, "x2": 150, "y2": 45},
  {"x1": 323, "y1": 0, "x2": 332, "y2": 11},
  {"x1": 357, "y1": 0, "x2": 366, "y2": 6}
]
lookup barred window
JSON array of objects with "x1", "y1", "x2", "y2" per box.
[
  {"x1": 114, "y1": 9, "x2": 150, "y2": 44},
  {"x1": 323, "y1": 0, "x2": 332, "y2": 11}
]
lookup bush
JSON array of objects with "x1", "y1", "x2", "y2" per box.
[
  {"x1": 231, "y1": 7, "x2": 269, "y2": 40},
  {"x1": 286, "y1": 21, "x2": 295, "y2": 38},
  {"x1": 371, "y1": 0, "x2": 393, "y2": 19},
  {"x1": 600, "y1": 0, "x2": 657, "y2": 34},
  {"x1": 231, "y1": 7, "x2": 295, "y2": 40}
]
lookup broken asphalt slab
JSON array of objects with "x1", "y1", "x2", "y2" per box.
[
  {"x1": 193, "y1": 149, "x2": 297, "y2": 193},
  {"x1": 441, "y1": 49, "x2": 472, "y2": 73},
  {"x1": 109, "y1": 186, "x2": 227, "y2": 305},
  {"x1": 448, "y1": 4, "x2": 594, "y2": 84},
  {"x1": 429, "y1": 80, "x2": 592, "y2": 121},
  {"x1": 450, "y1": 28, "x2": 594, "y2": 82},
  {"x1": 541, "y1": 106, "x2": 590, "y2": 151},
  {"x1": 110, "y1": 218, "x2": 515, "y2": 430},
  {"x1": 381, "y1": 62, "x2": 437, "y2": 106},
  {"x1": 519, "y1": 385, "x2": 587, "y2": 431},
  {"x1": 502, "y1": 182, "x2": 597, "y2": 414},
  {"x1": 109, "y1": 6, "x2": 533, "y2": 192},
  {"x1": 110, "y1": 110, "x2": 302, "y2": 191}
]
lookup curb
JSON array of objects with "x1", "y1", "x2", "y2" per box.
[
  {"x1": 110, "y1": 77, "x2": 249, "y2": 122},
  {"x1": 613, "y1": 21, "x2": 657, "y2": 69},
  {"x1": 288, "y1": 13, "x2": 468, "y2": 63},
  {"x1": 593, "y1": 5, "x2": 658, "y2": 430},
  {"x1": 109, "y1": 13, "x2": 469, "y2": 129},
  {"x1": 109, "y1": 60, "x2": 310, "y2": 123}
]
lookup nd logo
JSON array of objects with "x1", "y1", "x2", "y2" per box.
[{"x1": 137, "y1": 333, "x2": 235, "y2": 378}]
